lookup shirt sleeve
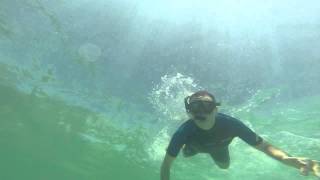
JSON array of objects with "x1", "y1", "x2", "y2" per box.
[
  {"x1": 233, "y1": 119, "x2": 263, "y2": 146},
  {"x1": 166, "y1": 129, "x2": 187, "y2": 157}
]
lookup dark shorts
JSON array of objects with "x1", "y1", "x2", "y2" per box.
[{"x1": 182, "y1": 144, "x2": 230, "y2": 163}]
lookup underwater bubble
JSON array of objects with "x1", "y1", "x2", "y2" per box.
[{"x1": 78, "y1": 43, "x2": 102, "y2": 62}]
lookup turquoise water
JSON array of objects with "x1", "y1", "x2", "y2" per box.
[{"x1": 1, "y1": 0, "x2": 320, "y2": 180}]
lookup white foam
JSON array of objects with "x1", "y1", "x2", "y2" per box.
[{"x1": 147, "y1": 127, "x2": 170, "y2": 161}]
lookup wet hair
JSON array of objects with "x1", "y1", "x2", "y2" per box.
[{"x1": 189, "y1": 90, "x2": 215, "y2": 102}]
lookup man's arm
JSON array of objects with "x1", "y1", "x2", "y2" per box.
[
  {"x1": 160, "y1": 153, "x2": 176, "y2": 180},
  {"x1": 254, "y1": 139, "x2": 320, "y2": 177},
  {"x1": 254, "y1": 139, "x2": 291, "y2": 162}
]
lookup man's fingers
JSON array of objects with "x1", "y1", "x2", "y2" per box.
[
  {"x1": 298, "y1": 158, "x2": 309, "y2": 165},
  {"x1": 299, "y1": 159, "x2": 313, "y2": 176},
  {"x1": 311, "y1": 160, "x2": 320, "y2": 178},
  {"x1": 300, "y1": 167, "x2": 308, "y2": 176}
]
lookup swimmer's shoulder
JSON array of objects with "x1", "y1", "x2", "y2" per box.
[
  {"x1": 175, "y1": 119, "x2": 197, "y2": 134},
  {"x1": 216, "y1": 112, "x2": 242, "y2": 125}
]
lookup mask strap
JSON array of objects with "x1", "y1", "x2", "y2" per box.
[{"x1": 184, "y1": 96, "x2": 191, "y2": 113}]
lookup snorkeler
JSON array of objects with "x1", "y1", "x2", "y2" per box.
[{"x1": 160, "y1": 90, "x2": 320, "y2": 180}]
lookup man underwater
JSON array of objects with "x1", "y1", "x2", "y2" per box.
[{"x1": 160, "y1": 90, "x2": 320, "y2": 180}]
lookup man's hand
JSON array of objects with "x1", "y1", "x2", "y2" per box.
[
  {"x1": 282, "y1": 157, "x2": 320, "y2": 178},
  {"x1": 254, "y1": 140, "x2": 320, "y2": 178}
]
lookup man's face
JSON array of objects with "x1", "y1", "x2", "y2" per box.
[{"x1": 189, "y1": 95, "x2": 216, "y2": 121}]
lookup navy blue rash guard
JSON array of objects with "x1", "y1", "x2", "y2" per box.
[{"x1": 166, "y1": 113, "x2": 263, "y2": 157}]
